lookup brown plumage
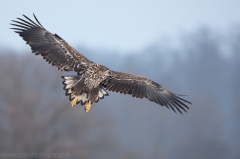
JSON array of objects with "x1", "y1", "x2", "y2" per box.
[{"x1": 11, "y1": 14, "x2": 191, "y2": 113}]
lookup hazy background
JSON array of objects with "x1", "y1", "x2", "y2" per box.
[{"x1": 0, "y1": 1, "x2": 240, "y2": 159}]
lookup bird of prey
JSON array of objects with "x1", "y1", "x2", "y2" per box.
[{"x1": 11, "y1": 14, "x2": 191, "y2": 113}]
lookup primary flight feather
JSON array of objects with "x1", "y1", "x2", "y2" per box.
[{"x1": 11, "y1": 14, "x2": 191, "y2": 114}]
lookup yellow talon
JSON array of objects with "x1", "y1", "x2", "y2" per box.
[
  {"x1": 85, "y1": 101, "x2": 92, "y2": 112},
  {"x1": 71, "y1": 97, "x2": 78, "y2": 107}
]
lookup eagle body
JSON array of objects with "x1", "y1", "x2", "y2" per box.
[
  {"x1": 62, "y1": 62, "x2": 111, "y2": 110},
  {"x1": 11, "y1": 14, "x2": 191, "y2": 114},
  {"x1": 84, "y1": 63, "x2": 111, "y2": 89}
]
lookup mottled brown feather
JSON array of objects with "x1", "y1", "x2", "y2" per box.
[{"x1": 101, "y1": 71, "x2": 191, "y2": 114}]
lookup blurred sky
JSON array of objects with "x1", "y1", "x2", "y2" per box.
[{"x1": 1, "y1": 0, "x2": 240, "y2": 53}]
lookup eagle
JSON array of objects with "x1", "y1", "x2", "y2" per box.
[{"x1": 11, "y1": 14, "x2": 191, "y2": 114}]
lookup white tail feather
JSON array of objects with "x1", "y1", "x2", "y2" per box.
[
  {"x1": 100, "y1": 88, "x2": 108, "y2": 95},
  {"x1": 81, "y1": 93, "x2": 88, "y2": 103},
  {"x1": 64, "y1": 80, "x2": 74, "y2": 85},
  {"x1": 64, "y1": 76, "x2": 75, "y2": 80},
  {"x1": 78, "y1": 94, "x2": 83, "y2": 101},
  {"x1": 65, "y1": 83, "x2": 74, "y2": 89},
  {"x1": 67, "y1": 89, "x2": 72, "y2": 94},
  {"x1": 98, "y1": 91, "x2": 103, "y2": 98}
]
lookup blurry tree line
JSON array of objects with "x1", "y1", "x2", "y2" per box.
[{"x1": 0, "y1": 27, "x2": 239, "y2": 159}]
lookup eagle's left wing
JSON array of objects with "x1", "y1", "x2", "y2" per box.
[
  {"x1": 101, "y1": 71, "x2": 191, "y2": 114},
  {"x1": 11, "y1": 14, "x2": 90, "y2": 72}
]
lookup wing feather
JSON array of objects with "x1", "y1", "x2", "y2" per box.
[
  {"x1": 11, "y1": 14, "x2": 90, "y2": 72},
  {"x1": 133, "y1": 83, "x2": 139, "y2": 96},
  {"x1": 122, "y1": 82, "x2": 131, "y2": 94},
  {"x1": 102, "y1": 71, "x2": 191, "y2": 114},
  {"x1": 136, "y1": 84, "x2": 142, "y2": 98}
]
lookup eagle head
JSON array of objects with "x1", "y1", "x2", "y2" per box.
[{"x1": 97, "y1": 65, "x2": 113, "y2": 76}]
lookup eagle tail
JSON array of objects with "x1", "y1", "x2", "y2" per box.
[{"x1": 61, "y1": 75, "x2": 108, "y2": 108}]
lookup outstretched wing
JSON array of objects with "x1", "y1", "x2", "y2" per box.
[
  {"x1": 11, "y1": 14, "x2": 90, "y2": 71},
  {"x1": 101, "y1": 71, "x2": 191, "y2": 114}
]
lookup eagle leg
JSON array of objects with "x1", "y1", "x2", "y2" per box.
[
  {"x1": 85, "y1": 101, "x2": 92, "y2": 112},
  {"x1": 71, "y1": 97, "x2": 78, "y2": 107}
]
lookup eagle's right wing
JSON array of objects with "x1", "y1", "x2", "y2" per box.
[
  {"x1": 102, "y1": 71, "x2": 191, "y2": 114},
  {"x1": 11, "y1": 14, "x2": 90, "y2": 72}
]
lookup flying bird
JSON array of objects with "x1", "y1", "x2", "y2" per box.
[{"x1": 11, "y1": 14, "x2": 191, "y2": 113}]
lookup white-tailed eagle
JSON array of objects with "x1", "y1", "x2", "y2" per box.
[{"x1": 11, "y1": 14, "x2": 191, "y2": 113}]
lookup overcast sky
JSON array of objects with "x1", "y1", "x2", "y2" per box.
[{"x1": 1, "y1": 0, "x2": 240, "y2": 53}]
